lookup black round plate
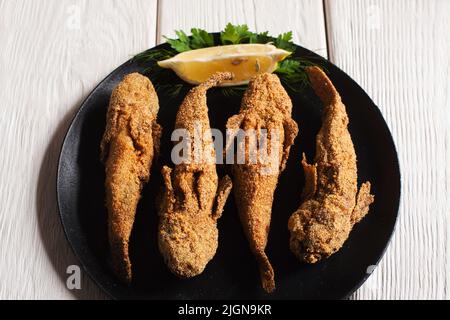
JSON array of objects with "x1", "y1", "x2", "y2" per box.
[{"x1": 57, "y1": 41, "x2": 400, "y2": 300}]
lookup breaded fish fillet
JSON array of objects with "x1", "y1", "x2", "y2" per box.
[
  {"x1": 158, "y1": 72, "x2": 233, "y2": 278},
  {"x1": 226, "y1": 73, "x2": 299, "y2": 293},
  {"x1": 100, "y1": 73, "x2": 161, "y2": 283},
  {"x1": 288, "y1": 66, "x2": 374, "y2": 263}
]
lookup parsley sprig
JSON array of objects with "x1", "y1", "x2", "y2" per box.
[
  {"x1": 163, "y1": 29, "x2": 215, "y2": 52},
  {"x1": 163, "y1": 23, "x2": 297, "y2": 53},
  {"x1": 134, "y1": 23, "x2": 325, "y2": 97}
]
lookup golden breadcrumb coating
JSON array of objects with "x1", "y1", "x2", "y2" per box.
[
  {"x1": 100, "y1": 73, "x2": 161, "y2": 283},
  {"x1": 226, "y1": 73, "x2": 299, "y2": 293},
  {"x1": 288, "y1": 66, "x2": 374, "y2": 263},
  {"x1": 158, "y1": 72, "x2": 233, "y2": 278}
]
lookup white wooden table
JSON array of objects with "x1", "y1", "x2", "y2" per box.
[{"x1": 0, "y1": 0, "x2": 448, "y2": 300}]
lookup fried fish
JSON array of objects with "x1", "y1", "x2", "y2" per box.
[
  {"x1": 100, "y1": 73, "x2": 161, "y2": 283},
  {"x1": 288, "y1": 66, "x2": 374, "y2": 263},
  {"x1": 158, "y1": 72, "x2": 233, "y2": 278},
  {"x1": 226, "y1": 73, "x2": 299, "y2": 292}
]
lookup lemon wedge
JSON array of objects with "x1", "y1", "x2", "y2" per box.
[{"x1": 157, "y1": 44, "x2": 291, "y2": 86}]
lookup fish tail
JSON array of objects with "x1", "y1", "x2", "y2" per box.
[{"x1": 257, "y1": 250, "x2": 275, "y2": 293}]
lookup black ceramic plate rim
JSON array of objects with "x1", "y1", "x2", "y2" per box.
[{"x1": 56, "y1": 42, "x2": 401, "y2": 300}]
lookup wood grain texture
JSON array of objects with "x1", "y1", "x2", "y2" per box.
[
  {"x1": 0, "y1": 0, "x2": 448, "y2": 300},
  {"x1": 0, "y1": 0, "x2": 327, "y2": 299},
  {"x1": 0, "y1": 0, "x2": 157, "y2": 299},
  {"x1": 324, "y1": 0, "x2": 450, "y2": 299},
  {"x1": 157, "y1": 0, "x2": 328, "y2": 57}
]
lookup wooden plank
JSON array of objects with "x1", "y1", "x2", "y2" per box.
[
  {"x1": 324, "y1": 0, "x2": 450, "y2": 299},
  {"x1": 157, "y1": 0, "x2": 328, "y2": 57},
  {"x1": 0, "y1": 0, "x2": 157, "y2": 299}
]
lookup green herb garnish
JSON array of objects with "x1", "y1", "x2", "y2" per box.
[
  {"x1": 163, "y1": 28, "x2": 215, "y2": 52},
  {"x1": 220, "y1": 23, "x2": 253, "y2": 45},
  {"x1": 274, "y1": 32, "x2": 297, "y2": 52},
  {"x1": 276, "y1": 57, "x2": 327, "y2": 92},
  {"x1": 134, "y1": 23, "x2": 325, "y2": 97},
  {"x1": 190, "y1": 28, "x2": 215, "y2": 48},
  {"x1": 164, "y1": 30, "x2": 191, "y2": 52}
]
